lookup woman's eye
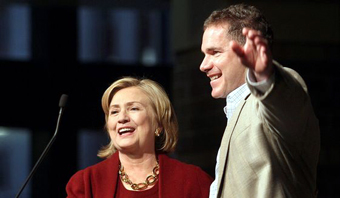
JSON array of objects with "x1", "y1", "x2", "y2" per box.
[
  {"x1": 131, "y1": 107, "x2": 139, "y2": 111},
  {"x1": 110, "y1": 110, "x2": 118, "y2": 115}
]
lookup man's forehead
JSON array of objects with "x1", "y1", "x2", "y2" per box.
[
  {"x1": 202, "y1": 26, "x2": 230, "y2": 47},
  {"x1": 203, "y1": 24, "x2": 230, "y2": 40}
]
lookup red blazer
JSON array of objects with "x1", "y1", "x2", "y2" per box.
[{"x1": 66, "y1": 152, "x2": 213, "y2": 198}]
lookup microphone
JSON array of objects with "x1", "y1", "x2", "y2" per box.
[{"x1": 15, "y1": 94, "x2": 68, "y2": 198}]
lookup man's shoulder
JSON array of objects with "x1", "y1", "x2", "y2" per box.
[{"x1": 274, "y1": 61, "x2": 308, "y2": 92}]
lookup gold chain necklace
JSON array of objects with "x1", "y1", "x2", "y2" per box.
[{"x1": 118, "y1": 162, "x2": 160, "y2": 191}]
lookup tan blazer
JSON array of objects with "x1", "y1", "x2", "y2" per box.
[{"x1": 216, "y1": 62, "x2": 320, "y2": 198}]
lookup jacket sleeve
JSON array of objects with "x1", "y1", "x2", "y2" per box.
[
  {"x1": 66, "y1": 170, "x2": 86, "y2": 198},
  {"x1": 247, "y1": 62, "x2": 314, "y2": 142}
]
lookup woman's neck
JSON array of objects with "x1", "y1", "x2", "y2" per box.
[{"x1": 118, "y1": 151, "x2": 158, "y2": 190}]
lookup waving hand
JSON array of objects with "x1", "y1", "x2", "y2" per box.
[{"x1": 230, "y1": 28, "x2": 273, "y2": 82}]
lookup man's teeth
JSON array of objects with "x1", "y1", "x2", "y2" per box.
[{"x1": 210, "y1": 75, "x2": 219, "y2": 81}]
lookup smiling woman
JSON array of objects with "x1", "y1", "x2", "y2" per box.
[
  {"x1": 65, "y1": 76, "x2": 213, "y2": 198},
  {"x1": 107, "y1": 87, "x2": 159, "y2": 155},
  {"x1": 100, "y1": 77, "x2": 178, "y2": 157}
]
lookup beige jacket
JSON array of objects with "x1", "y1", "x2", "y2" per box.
[{"x1": 216, "y1": 62, "x2": 320, "y2": 198}]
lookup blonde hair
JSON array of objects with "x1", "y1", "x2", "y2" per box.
[{"x1": 98, "y1": 76, "x2": 178, "y2": 158}]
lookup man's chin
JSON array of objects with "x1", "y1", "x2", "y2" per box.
[{"x1": 211, "y1": 90, "x2": 225, "y2": 99}]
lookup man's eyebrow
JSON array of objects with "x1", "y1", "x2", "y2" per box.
[
  {"x1": 203, "y1": 47, "x2": 220, "y2": 53},
  {"x1": 207, "y1": 46, "x2": 222, "y2": 50},
  {"x1": 207, "y1": 46, "x2": 218, "y2": 50}
]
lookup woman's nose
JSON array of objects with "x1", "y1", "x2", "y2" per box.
[{"x1": 118, "y1": 111, "x2": 129, "y2": 123}]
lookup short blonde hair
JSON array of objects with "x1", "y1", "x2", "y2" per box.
[{"x1": 98, "y1": 76, "x2": 178, "y2": 158}]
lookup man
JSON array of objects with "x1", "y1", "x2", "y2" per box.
[{"x1": 200, "y1": 4, "x2": 320, "y2": 198}]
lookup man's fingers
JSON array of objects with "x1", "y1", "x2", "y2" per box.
[
  {"x1": 254, "y1": 36, "x2": 268, "y2": 46},
  {"x1": 230, "y1": 41, "x2": 244, "y2": 57},
  {"x1": 242, "y1": 27, "x2": 249, "y2": 35},
  {"x1": 240, "y1": 27, "x2": 273, "y2": 79},
  {"x1": 244, "y1": 28, "x2": 262, "y2": 39}
]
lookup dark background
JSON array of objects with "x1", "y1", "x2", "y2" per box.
[{"x1": 0, "y1": 0, "x2": 339, "y2": 197}]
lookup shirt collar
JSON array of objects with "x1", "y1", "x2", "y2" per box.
[{"x1": 223, "y1": 84, "x2": 250, "y2": 120}]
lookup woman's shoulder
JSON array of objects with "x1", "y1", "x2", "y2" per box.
[
  {"x1": 67, "y1": 158, "x2": 108, "y2": 182},
  {"x1": 158, "y1": 153, "x2": 213, "y2": 196},
  {"x1": 70, "y1": 152, "x2": 119, "y2": 179},
  {"x1": 159, "y1": 154, "x2": 212, "y2": 178},
  {"x1": 160, "y1": 154, "x2": 196, "y2": 168}
]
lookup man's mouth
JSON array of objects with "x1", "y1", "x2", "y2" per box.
[
  {"x1": 210, "y1": 74, "x2": 221, "y2": 81},
  {"x1": 118, "y1": 127, "x2": 134, "y2": 135}
]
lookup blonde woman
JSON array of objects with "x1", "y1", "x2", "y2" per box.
[{"x1": 66, "y1": 77, "x2": 212, "y2": 198}]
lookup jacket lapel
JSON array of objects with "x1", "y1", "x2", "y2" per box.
[{"x1": 216, "y1": 95, "x2": 249, "y2": 196}]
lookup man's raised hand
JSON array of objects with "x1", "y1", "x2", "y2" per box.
[{"x1": 230, "y1": 28, "x2": 273, "y2": 82}]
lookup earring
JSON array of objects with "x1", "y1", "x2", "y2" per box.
[{"x1": 155, "y1": 129, "x2": 160, "y2": 137}]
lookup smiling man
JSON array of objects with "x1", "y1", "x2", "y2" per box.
[{"x1": 200, "y1": 4, "x2": 320, "y2": 198}]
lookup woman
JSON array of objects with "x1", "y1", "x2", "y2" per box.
[{"x1": 66, "y1": 76, "x2": 213, "y2": 198}]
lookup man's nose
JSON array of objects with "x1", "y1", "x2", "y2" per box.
[{"x1": 199, "y1": 56, "x2": 212, "y2": 73}]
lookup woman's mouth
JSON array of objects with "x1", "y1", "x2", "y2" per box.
[{"x1": 118, "y1": 127, "x2": 135, "y2": 135}]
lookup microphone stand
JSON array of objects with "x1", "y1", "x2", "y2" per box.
[{"x1": 15, "y1": 94, "x2": 68, "y2": 198}]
